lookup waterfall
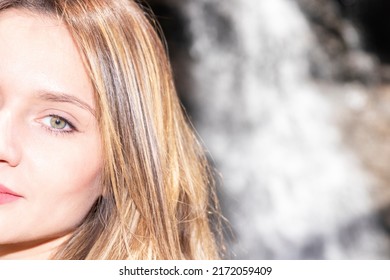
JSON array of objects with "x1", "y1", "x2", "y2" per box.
[{"x1": 153, "y1": 0, "x2": 390, "y2": 259}]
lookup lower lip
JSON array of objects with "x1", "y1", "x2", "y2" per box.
[{"x1": 0, "y1": 193, "x2": 21, "y2": 204}]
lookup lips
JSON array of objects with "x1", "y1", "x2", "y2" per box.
[{"x1": 0, "y1": 184, "x2": 22, "y2": 204}]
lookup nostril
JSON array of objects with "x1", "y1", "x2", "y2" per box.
[{"x1": 0, "y1": 115, "x2": 21, "y2": 168}]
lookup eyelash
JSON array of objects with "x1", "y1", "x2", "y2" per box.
[{"x1": 41, "y1": 114, "x2": 77, "y2": 135}]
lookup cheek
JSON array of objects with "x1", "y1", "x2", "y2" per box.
[
  {"x1": 20, "y1": 131, "x2": 103, "y2": 234},
  {"x1": 0, "y1": 133, "x2": 103, "y2": 244},
  {"x1": 27, "y1": 133, "x2": 102, "y2": 192}
]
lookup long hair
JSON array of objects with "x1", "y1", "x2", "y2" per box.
[{"x1": 0, "y1": 0, "x2": 222, "y2": 259}]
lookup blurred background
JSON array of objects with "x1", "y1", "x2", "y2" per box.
[{"x1": 146, "y1": 0, "x2": 390, "y2": 259}]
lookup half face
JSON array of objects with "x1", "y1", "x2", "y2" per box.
[{"x1": 0, "y1": 9, "x2": 103, "y2": 255}]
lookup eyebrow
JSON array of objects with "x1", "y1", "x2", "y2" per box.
[{"x1": 36, "y1": 90, "x2": 96, "y2": 117}]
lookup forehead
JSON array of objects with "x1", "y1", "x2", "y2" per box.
[{"x1": 0, "y1": 8, "x2": 94, "y2": 106}]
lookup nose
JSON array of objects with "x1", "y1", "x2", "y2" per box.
[{"x1": 0, "y1": 110, "x2": 21, "y2": 167}]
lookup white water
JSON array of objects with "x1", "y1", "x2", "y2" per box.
[{"x1": 173, "y1": 0, "x2": 389, "y2": 258}]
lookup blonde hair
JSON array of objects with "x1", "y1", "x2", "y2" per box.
[{"x1": 0, "y1": 0, "x2": 222, "y2": 259}]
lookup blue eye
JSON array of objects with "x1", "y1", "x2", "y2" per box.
[{"x1": 42, "y1": 115, "x2": 75, "y2": 134}]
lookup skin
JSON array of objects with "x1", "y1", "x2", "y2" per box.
[{"x1": 0, "y1": 9, "x2": 103, "y2": 259}]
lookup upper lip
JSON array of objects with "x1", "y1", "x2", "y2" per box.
[{"x1": 0, "y1": 184, "x2": 22, "y2": 197}]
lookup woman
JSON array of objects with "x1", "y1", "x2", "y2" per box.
[{"x1": 0, "y1": 0, "x2": 222, "y2": 259}]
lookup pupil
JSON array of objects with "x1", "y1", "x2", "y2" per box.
[{"x1": 51, "y1": 116, "x2": 65, "y2": 129}]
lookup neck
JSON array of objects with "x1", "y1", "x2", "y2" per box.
[{"x1": 0, "y1": 234, "x2": 71, "y2": 260}]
